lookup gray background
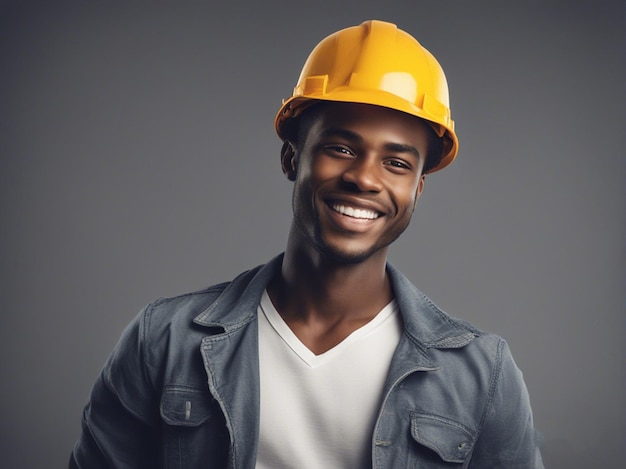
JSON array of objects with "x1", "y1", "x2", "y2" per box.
[{"x1": 1, "y1": 1, "x2": 624, "y2": 468}]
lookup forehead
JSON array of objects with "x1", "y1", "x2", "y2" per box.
[{"x1": 300, "y1": 102, "x2": 431, "y2": 148}]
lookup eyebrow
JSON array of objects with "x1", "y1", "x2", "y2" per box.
[{"x1": 319, "y1": 127, "x2": 421, "y2": 160}]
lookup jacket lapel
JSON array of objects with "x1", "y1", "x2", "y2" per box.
[{"x1": 194, "y1": 255, "x2": 283, "y2": 469}]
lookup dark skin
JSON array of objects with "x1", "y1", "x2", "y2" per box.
[{"x1": 267, "y1": 102, "x2": 431, "y2": 354}]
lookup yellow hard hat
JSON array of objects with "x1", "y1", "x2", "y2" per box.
[{"x1": 275, "y1": 20, "x2": 458, "y2": 173}]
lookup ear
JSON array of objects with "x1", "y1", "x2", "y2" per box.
[
  {"x1": 280, "y1": 141, "x2": 298, "y2": 181},
  {"x1": 412, "y1": 175, "x2": 426, "y2": 210}
]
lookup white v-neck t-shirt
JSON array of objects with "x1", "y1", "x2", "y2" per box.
[{"x1": 255, "y1": 290, "x2": 402, "y2": 469}]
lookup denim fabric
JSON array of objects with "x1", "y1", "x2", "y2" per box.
[{"x1": 70, "y1": 254, "x2": 544, "y2": 468}]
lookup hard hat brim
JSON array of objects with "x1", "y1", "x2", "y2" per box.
[{"x1": 275, "y1": 93, "x2": 458, "y2": 174}]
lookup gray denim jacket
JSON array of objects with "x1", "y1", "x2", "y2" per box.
[{"x1": 70, "y1": 254, "x2": 544, "y2": 468}]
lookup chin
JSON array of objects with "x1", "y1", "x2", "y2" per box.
[{"x1": 316, "y1": 241, "x2": 385, "y2": 265}]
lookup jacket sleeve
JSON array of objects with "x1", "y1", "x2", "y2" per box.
[
  {"x1": 469, "y1": 339, "x2": 545, "y2": 469},
  {"x1": 69, "y1": 307, "x2": 160, "y2": 469}
]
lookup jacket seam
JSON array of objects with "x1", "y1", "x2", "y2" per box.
[
  {"x1": 200, "y1": 343, "x2": 240, "y2": 469},
  {"x1": 150, "y1": 282, "x2": 231, "y2": 306},
  {"x1": 475, "y1": 337, "x2": 504, "y2": 440},
  {"x1": 141, "y1": 303, "x2": 158, "y2": 393}
]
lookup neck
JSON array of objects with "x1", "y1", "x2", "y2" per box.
[{"x1": 268, "y1": 228, "x2": 393, "y2": 324}]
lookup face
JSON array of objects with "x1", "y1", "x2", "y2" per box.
[{"x1": 282, "y1": 102, "x2": 430, "y2": 265}]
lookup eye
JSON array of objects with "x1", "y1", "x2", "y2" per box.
[
  {"x1": 384, "y1": 158, "x2": 412, "y2": 173},
  {"x1": 324, "y1": 145, "x2": 354, "y2": 157}
]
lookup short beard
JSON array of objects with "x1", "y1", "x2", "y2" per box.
[
  {"x1": 317, "y1": 242, "x2": 376, "y2": 265},
  {"x1": 309, "y1": 220, "x2": 403, "y2": 266}
]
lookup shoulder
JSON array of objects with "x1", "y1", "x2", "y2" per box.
[
  {"x1": 143, "y1": 280, "x2": 231, "y2": 331},
  {"x1": 136, "y1": 258, "x2": 274, "y2": 346},
  {"x1": 415, "y1": 291, "x2": 514, "y2": 375},
  {"x1": 416, "y1": 298, "x2": 525, "y2": 404},
  {"x1": 388, "y1": 264, "x2": 518, "y2": 375}
]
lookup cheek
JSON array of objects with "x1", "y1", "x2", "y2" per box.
[
  {"x1": 295, "y1": 158, "x2": 326, "y2": 189},
  {"x1": 393, "y1": 182, "x2": 421, "y2": 211},
  {"x1": 292, "y1": 175, "x2": 317, "y2": 217},
  {"x1": 309, "y1": 154, "x2": 349, "y2": 179},
  {"x1": 295, "y1": 159, "x2": 341, "y2": 199}
]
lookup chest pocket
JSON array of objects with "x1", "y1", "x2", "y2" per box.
[
  {"x1": 160, "y1": 385, "x2": 215, "y2": 426},
  {"x1": 410, "y1": 412, "x2": 475, "y2": 465},
  {"x1": 160, "y1": 385, "x2": 229, "y2": 468}
]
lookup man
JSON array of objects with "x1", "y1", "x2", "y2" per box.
[{"x1": 70, "y1": 20, "x2": 544, "y2": 468}]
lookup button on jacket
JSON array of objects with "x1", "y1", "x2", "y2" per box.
[{"x1": 70, "y1": 254, "x2": 544, "y2": 468}]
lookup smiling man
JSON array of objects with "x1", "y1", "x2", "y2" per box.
[{"x1": 70, "y1": 20, "x2": 544, "y2": 468}]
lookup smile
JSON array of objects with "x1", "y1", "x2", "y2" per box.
[{"x1": 330, "y1": 203, "x2": 380, "y2": 220}]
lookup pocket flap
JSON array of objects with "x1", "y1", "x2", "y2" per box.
[
  {"x1": 410, "y1": 412, "x2": 475, "y2": 463},
  {"x1": 160, "y1": 386, "x2": 215, "y2": 427}
]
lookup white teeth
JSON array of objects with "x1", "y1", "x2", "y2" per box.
[{"x1": 331, "y1": 204, "x2": 379, "y2": 220}]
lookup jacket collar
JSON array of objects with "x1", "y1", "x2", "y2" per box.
[
  {"x1": 193, "y1": 254, "x2": 284, "y2": 330},
  {"x1": 193, "y1": 253, "x2": 478, "y2": 349},
  {"x1": 386, "y1": 264, "x2": 479, "y2": 349}
]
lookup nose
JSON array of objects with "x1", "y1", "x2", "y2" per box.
[{"x1": 341, "y1": 156, "x2": 383, "y2": 192}]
